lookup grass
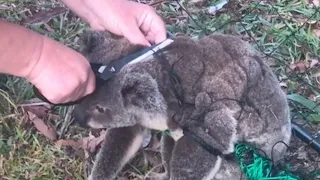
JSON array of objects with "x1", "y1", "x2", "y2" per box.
[{"x1": 0, "y1": 0, "x2": 320, "y2": 179}]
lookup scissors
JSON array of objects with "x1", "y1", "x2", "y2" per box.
[{"x1": 33, "y1": 32, "x2": 175, "y2": 106}]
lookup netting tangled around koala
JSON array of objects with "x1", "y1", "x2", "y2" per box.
[
  {"x1": 153, "y1": 0, "x2": 320, "y2": 179},
  {"x1": 234, "y1": 143, "x2": 320, "y2": 180}
]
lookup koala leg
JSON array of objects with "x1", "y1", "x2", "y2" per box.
[
  {"x1": 169, "y1": 135, "x2": 222, "y2": 180},
  {"x1": 185, "y1": 109, "x2": 238, "y2": 155},
  {"x1": 88, "y1": 125, "x2": 147, "y2": 180},
  {"x1": 145, "y1": 133, "x2": 175, "y2": 180},
  {"x1": 214, "y1": 159, "x2": 245, "y2": 180}
]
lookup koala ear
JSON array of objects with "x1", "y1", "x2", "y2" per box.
[
  {"x1": 120, "y1": 73, "x2": 165, "y2": 111},
  {"x1": 78, "y1": 30, "x2": 144, "y2": 64}
]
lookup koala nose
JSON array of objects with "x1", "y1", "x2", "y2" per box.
[{"x1": 73, "y1": 106, "x2": 90, "y2": 128}]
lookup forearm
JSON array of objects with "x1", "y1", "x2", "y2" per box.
[{"x1": 0, "y1": 19, "x2": 43, "y2": 78}]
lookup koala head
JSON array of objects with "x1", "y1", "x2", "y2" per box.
[
  {"x1": 78, "y1": 29, "x2": 145, "y2": 64},
  {"x1": 73, "y1": 71, "x2": 168, "y2": 129},
  {"x1": 72, "y1": 30, "x2": 168, "y2": 129}
]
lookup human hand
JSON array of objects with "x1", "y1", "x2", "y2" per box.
[
  {"x1": 26, "y1": 36, "x2": 96, "y2": 104},
  {"x1": 62, "y1": 0, "x2": 167, "y2": 46}
]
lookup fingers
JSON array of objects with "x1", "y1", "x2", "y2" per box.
[
  {"x1": 148, "y1": 11, "x2": 167, "y2": 44},
  {"x1": 121, "y1": 20, "x2": 151, "y2": 47},
  {"x1": 138, "y1": 6, "x2": 167, "y2": 44}
]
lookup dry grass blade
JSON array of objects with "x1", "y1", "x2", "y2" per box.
[{"x1": 58, "y1": 106, "x2": 75, "y2": 139}]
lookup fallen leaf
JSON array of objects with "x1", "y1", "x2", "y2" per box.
[
  {"x1": 21, "y1": 7, "x2": 68, "y2": 25},
  {"x1": 27, "y1": 111, "x2": 57, "y2": 141},
  {"x1": 287, "y1": 61, "x2": 307, "y2": 73},
  {"x1": 312, "y1": 29, "x2": 320, "y2": 37},
  {"x1": 286, "y1": 58, "x2": 319, "y2": 74},
  {"x1": 55, "y1": 130, "x2": 107, "y2": 153},
  {"x1": 309, "y1": 58, "x2": 319, "y2": 68},
  {"x1": 83, "y1": 130, "x2": 107, "y2": 153},
  {"x1": 23, "y1": 105, "x2": 61, "y2": 121},
  {"x1": 55, "y1": 139, "x2": 83, "y2": 149},
  {"x1": 24, "y1": 105, "x2": 49, "y2": 119}
]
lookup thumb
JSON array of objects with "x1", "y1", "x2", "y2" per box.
[{"x1": 121, "y1": 21, "x2": 151, "y2": 47}]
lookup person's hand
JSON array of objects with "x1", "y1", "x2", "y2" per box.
[
  {"x1": 26, "y1": 36, "x2": 96, "y2": 104},
  {"x1": 62, "y1": 0, "x2": 167, "y2": 46}
]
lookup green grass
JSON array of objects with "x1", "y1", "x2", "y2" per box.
[{"x1": 0, "y1": 0, "x2": 320, "y2": 179}]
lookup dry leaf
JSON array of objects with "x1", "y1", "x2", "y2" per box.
[
  {"x1": 27, "y1": 111, "x2": 57, "y2": 141},
  {"x1": 312, "y1": 29, "x2": 320, "y2": 37},
  {"x1": 55, "y1": 130, "x2": 107, "y2": 153},
  {"x1": 286, "y1": 59, "x2": 319, "y2": 74},
  {"x1": 21, "y1": 7, "x2": 68, "y2": 25},
  {"x1": 23, "y1": 105, "x2": 61, "y2": 121},
  {"x1": 55, "y1": 139, "x2": 83, "y2": 149},
  {"x1": 287, "y1": 61, "x2": 307, "y2": 73},
  {"x1": 24, "y1": 105, "x2": 48, "y2": 119},
  {"x1": 309, "y1": 58, "x2": 319, "y2": 68},
  {"x1": 83, "y1": 130, "x2": 107, "y2": 153}
]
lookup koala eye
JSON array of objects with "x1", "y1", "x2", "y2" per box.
[{"x1": 96, "y1": 105, "x2": 105, "y2": 113}]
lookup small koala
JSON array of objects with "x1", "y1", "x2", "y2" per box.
[{"x1": 72, "y1": 30, "x2": 292, "y2": 180}]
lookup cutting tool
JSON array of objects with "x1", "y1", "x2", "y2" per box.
[{"x1": 33, "y1": 32, "x2": 175, "y2": 106}]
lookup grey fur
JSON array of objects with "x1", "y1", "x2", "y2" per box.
[{"x1": 73, "y1": 30, "x2": 292, "y2": 180}]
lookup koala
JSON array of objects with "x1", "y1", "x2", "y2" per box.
[{"x1": 72, "y1": 30, "x2": 292, "y2": 180}]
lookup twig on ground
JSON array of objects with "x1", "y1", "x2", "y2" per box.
[{"x1": 58, "y1": 105, "x2": 75, "y2": 139}]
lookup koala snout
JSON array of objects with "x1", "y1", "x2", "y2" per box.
[{"x1": 73, "y1": 106, "x2": 90, "y2": 128}]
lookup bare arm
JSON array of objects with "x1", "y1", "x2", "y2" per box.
[
  {"x1": 0, "y1": 19, "x2": 43, "y2": 78},
  {"x1": 0, "y1": 19, "x2": 95, "y2": 104},
  {"x1": 60, "y1": 0, "x2": 166, "y2": 46}
]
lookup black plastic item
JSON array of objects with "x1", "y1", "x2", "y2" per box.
[
  {"x1": 32, "y1": 82, "x2": 86, "y2": 106},
  {"x1": 97, "y1": 32, "x2": 175, "y2": 81},
  {"x1": 291, "y1": 121, "x2": 320, "y2": 154}
]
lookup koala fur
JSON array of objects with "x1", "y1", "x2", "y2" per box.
[{"x1": 72, "y1": 30, "x2": 292, "y2": 180}]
